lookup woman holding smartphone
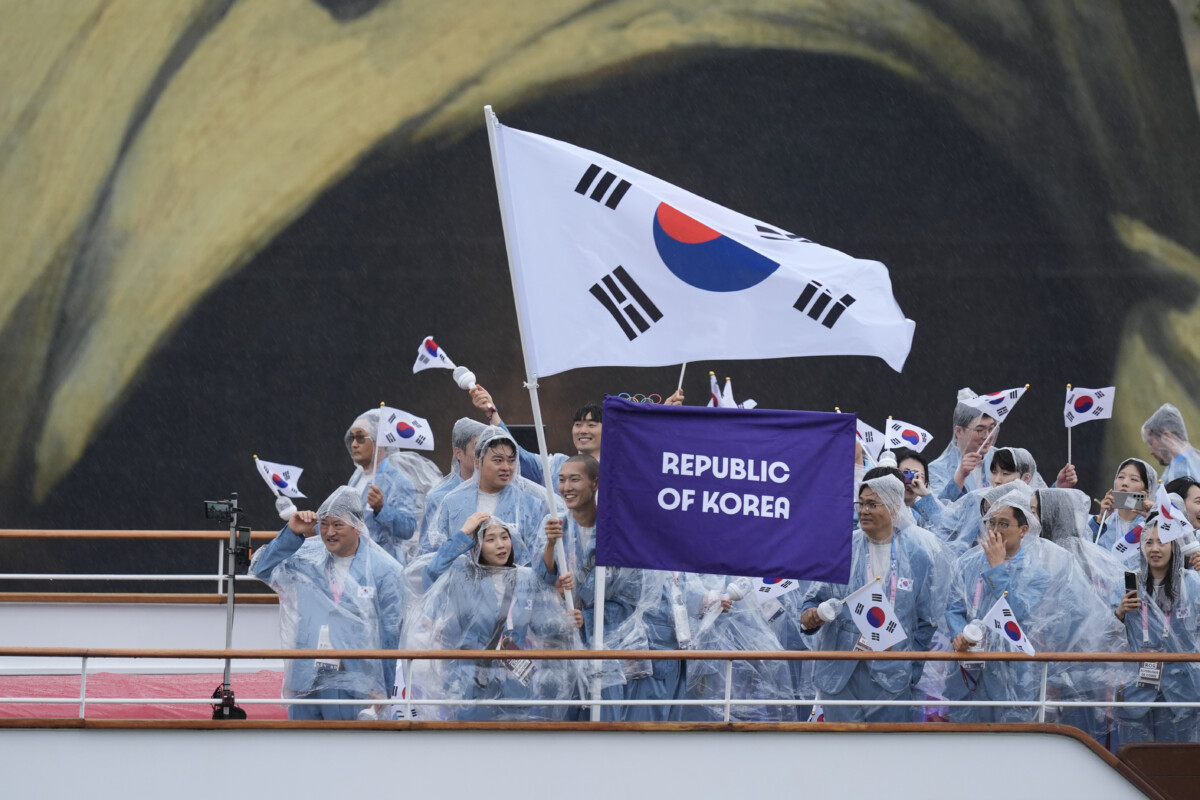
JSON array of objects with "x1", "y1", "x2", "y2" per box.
[
  {"x1": 1114, "y1": 516, "x2": 1200, "y2": 742},
  {"x1": 1092, "y1": 458, "x2": 1157, "y2": 557}
]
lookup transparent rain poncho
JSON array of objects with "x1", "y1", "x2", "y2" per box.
[
  {"x1": 417, "y1": 417, "x2": 487, "y2": 555},
  {"x1": 601, "y1": 569, "x2": 708, "y2": 721},
  {"x1": 1143, "y1": 404, "x2": 1200, "y2": 483},
  {"x1": 937, "y1": 481, "x2": 1033, "y2": 556},
  {"x1": 685, "y1": 575, "x2": 796, "y2": 722},
  {"x1": 342, "y1": 408, "x2": 419, "y2": 563},
  {"x1": 422, "y1": 426, "x2": 554, "y2": 564},
  {"x1": 250, "y1": 486, "x2": 408, "y2": 713},
  {"x1": 1035, "y1": 488, "x2": 1092, "y2": 547},
  {"x1": 531, "y1": 509, "x2": 638, "y2": 651},
  {"x1": 800, "y1": 475, "x2": 952, "y2": 722},
  {"x1": 402, "y1": 517, "x2": 586, "y2": 721},
  {"x1": 940, "y1": 489, "x2": 1124, "y2": 724},
  {"x1": 991, "y1": 446, "x2": 1048, "y2": 489},
  {"x1": 1094, "y1": 458, "x2": 1158, "y2": 553},
  {"x1": 1115, "y1": 523, "x2": 1200, "y2": 743},
  {"x1": 385, "y1": 451, "x2": 444, "y2": 565},
  {"x1": 927, "y1": 388, "x2": 999, "y2": 496},
  {"x1": 1143, "y1": 403, "x2": 1190, "y2": 442}
]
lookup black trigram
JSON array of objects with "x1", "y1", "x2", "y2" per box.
[
  {"x1": 1007, "y1": 389, "x2": 1020, "y2": 400},
  {"x1": 870, "y1": 632, "x2": 881, "y2": 641},
  {"x1": 756, "y1": 224, "x2": 811, "y2": 243},
  {"x1": 885, "y1": 621, "x2": 897, "y2": 633},
  {"x1": 854, "y1": 602, "x2": 865, "y2": 615},
  {"x1": 575, "y1": 164, "x2": 632, "y2": 210},
  {"x1": 871, "y1": 593, "x2": 883, "y2": 603},
  {"x1": 862, "y1": 431, "x2": 875, "y2": 443},
  {"x1": 1093, "y1": 407, "x2": 1104, "y2": 417},
  {"x1": 1095, "y1": 389, "x2": 1107, "y2": 398},
  {"x1": 794, "y1": 280, "x2": 856, "y2": 329},
  {"x1": 1065, "y1": 411, "x2": 1075, "y2": 422},
  {"x1": 589, "y1": 266, "x2": 663, "y2": 341},
  {"x1": 1001, "y1": 608, "x2": 1013, "y2": 618}
]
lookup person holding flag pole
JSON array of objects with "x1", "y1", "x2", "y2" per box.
[
  {"x1": 927, "y1": 388, "x2": 1000, "y2": 502},
  {"x1": 483, "y1": 103, "x2": 916, "y2": 721},
  {"x1": 343, "y1": 408, "x2": 419, "y2": 564},
  {"x1": 799, "y1": 470, "x2": 949, "y2": 722}
]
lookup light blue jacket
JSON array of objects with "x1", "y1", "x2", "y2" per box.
[
  {"x1": 251, "y1": 526, "x2": 405, "y2": 698},
  {"x1": 349, "y1": 459, "x2": 417, "y2": 564},
  {"x1": 801, "y1": 525, "x2": 947, "y2": 696}
]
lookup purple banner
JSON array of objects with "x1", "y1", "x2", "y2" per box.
[{"x1": 596, "y1": 396, "x2": 853, "y2": 583}]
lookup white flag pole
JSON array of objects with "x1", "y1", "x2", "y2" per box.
[
  {"x1": 484, "y1": 105, "x2": 576, "y2": 617},
  {"x1": 371, "y1": 401, "x2": 384, "y2": 480},
  {"x1": 1065, "y1": 384, "x2": 1073, "y2": 465},
  {"x1": 676, "y1": 363, "x2": 687, "y2": 392}
]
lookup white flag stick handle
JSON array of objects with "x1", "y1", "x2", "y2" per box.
[
  {"x1": 676, "y1": 362, "x2": 687, "y2": 392},
  {"x1": 590, "y1": 565, "x2": 606, "y2": 721},
  {"x1": 371, "y1": 404, "x2": 383, "y2": 481},
  {"x1": 485, "y1": 104, "x2": 575, "y2": 613},
  {"x1": 1066, "y1": 384, "x2": 1073, "y2": 465}
]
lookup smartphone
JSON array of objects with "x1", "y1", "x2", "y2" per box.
[
  {"x1": 1113, "y1": 491, "x2": 1145, "y2": 511},
  {"x1": 1124, "y1": 571, "x2": 1139, "y2": 594}
]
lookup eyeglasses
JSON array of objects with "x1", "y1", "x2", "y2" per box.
[
  {"x1": 854, "y1": 501, "x2": 883, "y2": 513},
  {"x1": 985, "y1": 519, "x2": 1013, "y2": 532},
  {"x1": 348, "y1": 433, "x2": 373, "y2": 444}
]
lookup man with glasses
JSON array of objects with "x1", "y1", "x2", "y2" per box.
[
  {"x1": 800, "y1": 469, "x2": 950, "y2": 722},
  {"x1": 928, "y1": 388, "x2": 999, "y2": 502},
  {"x1": 943, "y1": 487, "x2": 1121, "y2": 723},
  {"x1": 344, "y1": 408, "x2": 419, "y2": 564}
]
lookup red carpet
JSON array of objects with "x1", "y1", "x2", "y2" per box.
[{"x1": 0, "y1": 671, "x2": 287, "y2": 719}]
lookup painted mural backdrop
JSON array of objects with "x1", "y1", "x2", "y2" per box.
[{"x1": 2, "y1": 1, "x2": 1200, "y2": 579}]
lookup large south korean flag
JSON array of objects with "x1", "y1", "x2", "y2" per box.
[{"x1": 486, "y1": 108, "x2": 916, "y2": 377}]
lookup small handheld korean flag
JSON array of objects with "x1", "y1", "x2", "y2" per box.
[
  {"x1": 377, "y1": 407, "x2": 435, "y2": 451},
  {"x1": 963, "y1": 386, "x2": 1028, "y2": 423},
  {"x1": 707, "y1": 373, "x2": 722, "y2": 407},
  {"x1": 883, "y1": 418, "x2": 933, "y2": 453},
  {"x1": 846, "y1": 578, "x2": 907, "y2": 651},
  {"x1": 254, "y1": 457, "x2": 306, "y2": 499},
  {"x1": 1064, "y1": 386, "x2": 1115, "y2": 428},
  {"x1": 1110, "y1": 523, "x2": 1143, "y2": 558},
  {"x1": 412, "y1": 336, "x2": 457, "y2": 374},
  {"x1": 1154, "y1": 485, "x2": 1194, "y2": 544},
  {"x1": 752, "y1": 577, "x2": 804, "y2": 603},
  {"x1": 856, "y1": 418, "x2": 886, "y2": 464},
  {"x1": 982, "y1": 592, "x2": 1035, "y2": 656}
]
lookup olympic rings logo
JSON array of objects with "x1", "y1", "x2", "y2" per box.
[{"x1": 617, "y1": 392, "x2": 663, "y2": 404}]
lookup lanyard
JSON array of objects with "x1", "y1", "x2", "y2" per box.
[
  {"x1": 325, "y1": 557, "x2": 350, "y2": 605},
  {"x1": 505, "y1": 594, "x2": 518, "y2": 631},
  {"x1": 866, "y1": 537, "x2": 898, "y2": 604},
  {"x1": 1140, "y1": 591, "x2": 1172, "y2": 648}
]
